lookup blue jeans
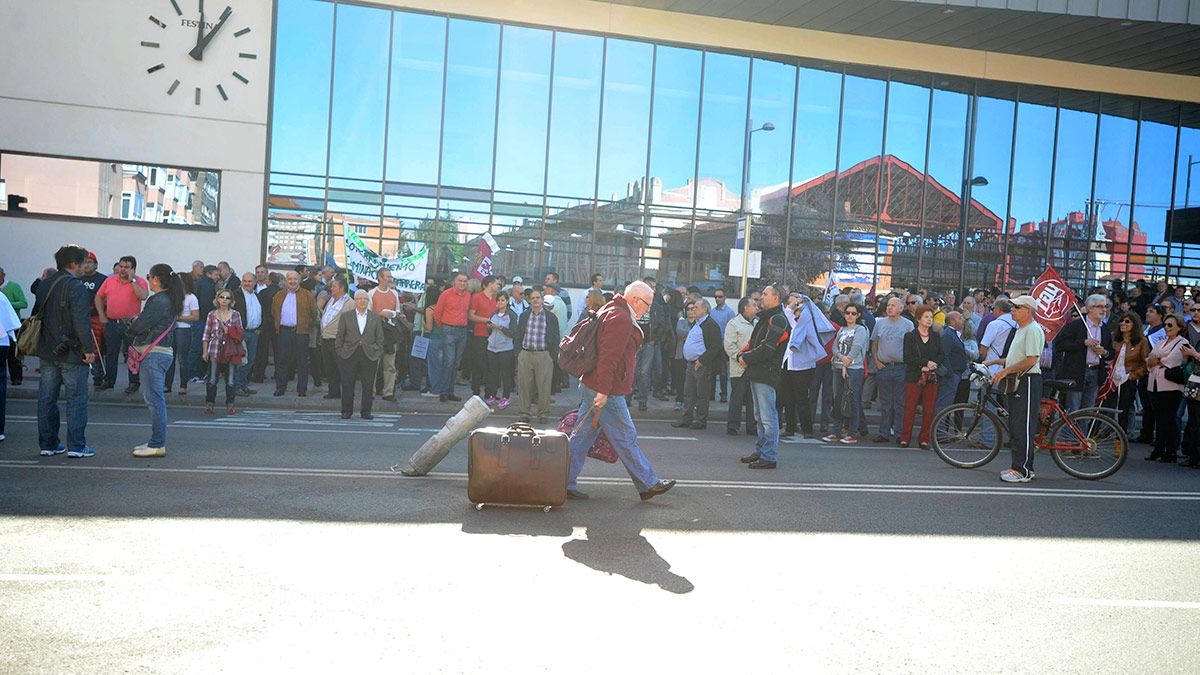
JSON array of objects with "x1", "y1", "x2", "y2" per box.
[
  {"x1": 188, "y1": 321, "x2": 206, "y2": 383},
  {"x1": 751, "y1": 381, "x2": 780, "y2": 462},
  {"x1": 140, "y1": 351, "x2": 171, "y2": 448},
  {"x1": 235, "y1": 330, "x2": 260, "y2": 390},
  {"x1": 0, "y1": 345, "x2": 7, "y2": 435},
  {"x1": 832, "y1": 368, "x2": 865, "y2": 437},
  {"x1": 424, "y1": 336, "x2": 443, "y2": 394},
  {"x1": 634, "y1": 342, "x2": 659, "y2": 403},
  {"x1": 568, "y1": 383, "x2": 661, "y2": 492},
  {"x1": 165, "y1": 326, "x2": 192, "y2": 388},
  {"x1": 1065, "y1": 366, "x2": 1101, "y2": 413},
  {"x1": 439, "y1": 326, "x2": 469, "y2": 396},
  {"x1": 103, "y1": 321, "x2": 138, "y2": 387},
  {"x1": 38, "y1": 357, "x2": 91, "y2": 453},
  {"x1": 876, "y1": 363, "x2": 905, "y2": 439}
]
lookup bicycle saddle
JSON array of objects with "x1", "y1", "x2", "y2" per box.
[{"x1": 1041, "y1": 379, "x2": 1075, "y2": 391}]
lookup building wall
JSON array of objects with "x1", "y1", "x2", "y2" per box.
[{"x1": 0, "y1": 0, "x2": 272, "y2": 294}]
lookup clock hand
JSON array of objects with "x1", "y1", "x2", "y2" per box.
[
  {"x1": 194, "y1": 0, "x2": 205, "y2": 54},
  {"x1": 189, "y1": 5, "x2": 232, "y2": 61}
]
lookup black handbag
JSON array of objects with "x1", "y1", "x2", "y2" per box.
[{"x1": 1162, "y1": 340, "x2": 1190, "y2": 384}]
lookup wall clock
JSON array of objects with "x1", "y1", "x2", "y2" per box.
[{"x1": 141, "y1": 0, "x2": 257, "y2": 105}]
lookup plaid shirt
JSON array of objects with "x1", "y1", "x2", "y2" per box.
[{"x1": 523, "y1": 310, "x2": 547, "y2": 350}]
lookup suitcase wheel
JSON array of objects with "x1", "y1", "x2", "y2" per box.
[
  {"x1": 542, "y1": 506, "x2": 552, "y2": 513},
  {"x1": 474, "y1": 503, "x2": 484, "y2": 511}
]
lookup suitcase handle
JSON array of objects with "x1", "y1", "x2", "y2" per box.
[{"x1": 501, "y1": 423, "x2": 542, "y2": 447}]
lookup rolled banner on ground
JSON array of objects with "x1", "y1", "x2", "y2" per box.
[{"x1": 396, "y1": 395, "x2": 492, "y2": 476}]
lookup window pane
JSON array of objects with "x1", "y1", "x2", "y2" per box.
[
  {"x1": 917, "y1": 79, "x2": 969, "y2": 292},
  {"x1": 1, "y1": 153, "x2": 218, "y2": 228},
  {"x1": 1008, "y1": 87, "x2": 1057, "y2": 286},
  {"x1": 269, "y1": 0, "x2": 333, "y2": 178},
  {"x1": 878, "y1": 73, "x2": 930, "y2": 293},
  {"x1": 328, "y1": 4, "x2": 390, "y2": 182},
  {"x1": 967, "y1": 82, "x2": 1016, "y2": 292},
  {"x1": 692, "y1": 52, "x2": 748, "y2": 285},
  {"x1": 386, "y1": 12, "x2": 445, "y2": 187},
  {"x1": 1166, "y1": 104, "x2": 1197, "y2": 281},
  {"x1": 546, "y1": 32, "x2": 602, "y2": 200},
  {"x1": 833, "y1": 68, "x2": 886, "y2": 292},
  {"x1": 1049, "y1": 93, "x2": 1099, "y2": 290},
  {"x1": 785, "y1": 66, "x2": 841, "y2": 288},
  {"x1": 741, "y1": 58, "x2": 795, "y2": 294},
  {"x1": 1093, "y1": 97, "x2": 1138, "y2": 283},
  {"x1": 493, "y1": 26, "x2": 552, "y2": 197},
  {"x1": 442, "y1": 19, "x2": 500, "y2": 190},
  {"x1": 647, "y1": 46, "x2": 701, "y2": 287}
]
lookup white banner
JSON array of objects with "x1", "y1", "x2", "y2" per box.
[{"x1": 343, "y1": 224, "x2": 428, "y2": 294}]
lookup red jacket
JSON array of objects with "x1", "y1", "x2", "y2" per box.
[{"x1": 581, "y1": 294, "x2": 642, "y2": 396}]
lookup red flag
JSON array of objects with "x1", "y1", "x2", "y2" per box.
[
  {"x1": 1095, "y1": 358, "x2": 1117, "y2": 406},
  {"x1": 469, "y1": 233, "x2": 499, "y2": 281},
  {"x1": 1030, "y1": 266, "x2": 1078, "y2": 343}
]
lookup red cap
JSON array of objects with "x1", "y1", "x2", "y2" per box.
[{"x1": 86, "y1": 251, "x2": 97, "y2": 261}]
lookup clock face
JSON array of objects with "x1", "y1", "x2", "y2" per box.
[{"x1": 141, "y1": 0, "x2": 257, "y2": 105}]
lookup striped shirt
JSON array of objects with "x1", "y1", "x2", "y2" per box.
[{"x1": 523, "y1": 310, "x2": 548, "y2": 350}]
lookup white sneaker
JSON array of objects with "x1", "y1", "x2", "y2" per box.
[
  {"x1": 133, "y1": 445, "x2": 166, "y2": 458},
  {"x1": 1000, "y1": 469, "x2": 1032, "y2": 483},
  {"x1": 0, "y1": 434, "x2": 6, "y2": 442}
]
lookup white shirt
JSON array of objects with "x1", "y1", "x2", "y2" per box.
[
  {"x1": 0, "y1": 292, "x2": 18, "y2": 347},
  {"x1": 980, "y1": 314, "x2": 1018, "y2": 375},
  {"x1": 255, "y1": 282, "x2": 268, "y2": 292},
  {"x1": 177, "y1": 293, "x2": 199, "y2": 328},
  {"x1": 356, "y1": 309, "x2": 368, "y2": 334},
  {"x1": 280, "y1": 291, "x2": 298, "y2": 327},
  {"x1": 241, "y1": 288, "x2": 262, "y2": 330}
]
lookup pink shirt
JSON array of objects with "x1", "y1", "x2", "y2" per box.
[{"x1": 96, "y1": 275, "x2": 148, "y2": 319}]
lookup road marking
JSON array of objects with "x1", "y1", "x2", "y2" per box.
[
  {"x1": 4, "y1": 461, "x2": 1200, "y2": 501},
  {"x1": 640, "y1": 435, "x2": 698, "y2": 441},
  {"x1": 5, "y1": 419, "x2": 419, "y2": 436},
  {"x1": 0, "y1": 573, "x2": 110, "y2": 582},
  {"x1": 1054, "y1": 596, "x2": 1200, "y2": 610}
]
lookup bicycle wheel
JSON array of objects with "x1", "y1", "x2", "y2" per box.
[
  {"x1": 931, "y1": 403, "x2": 1004, "y2": 469},
  {"x1": 1048, "y1": 410, "x2": 1128, "y2": 480}
]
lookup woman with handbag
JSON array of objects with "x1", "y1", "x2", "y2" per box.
[
  {"x1": 1144, "y1": 313, "x2": 1187, "y2": 463},
  {"x1": 824, "y1": 302, "x2": 869, "y2": 445},
  {"x1": 899, "y1": 305, "x2": 944, "y2": 449},
  {"x1": 127, "y1": 264, "x2": 183, "y2": 458},
  {"x1": 1104, "y1": 312, "x2": 1149, "y2": 436},
  {"x1": 1179, "y1": 312, "x2": 1200, "y2": 469},
  {"x1": 201, "y1": 289, "x2": 245, "y2": 415}
]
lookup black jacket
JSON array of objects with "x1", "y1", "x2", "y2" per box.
[
  {"x1": 940, "y1": 328, "x2": 969, "y2": 379},
  {"x1": 258, "y1": 284, "x2": 281, "y2": 333},
  {"x1": 903, "y1": 329, "x2": 945, "y2": 383},
  {"x1": 514, "y1": 307, "x2": 560, "y2": 362},
  {"x1": 33, "y1": 270, "x2": 95, "y2": 362},
  {"x1": 1054, "y1": 317, "x2": 1114, "y2": 391},
  {"x1": 741, "y1": 304, "x2": 790, "y2": 388},
  {"x1": 690, "y1": 315, "x2": 724, "y2": 370},
  {"x1": 128, "y1": 292, "x2": 176, "y2": 347},
  {"x1": 232, "y1": 286, "x2": 270, "y2": 331}
]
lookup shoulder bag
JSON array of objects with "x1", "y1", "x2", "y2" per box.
[
  {"x1": 1163, "y1": 339, "x2": 1191, "y2": 385},
  {"x1": 127, "y1": 325, "x2": 173, "y2": 375},
  {"x1": 15, "y1": 275, "x2": 68, "y2": 357}
]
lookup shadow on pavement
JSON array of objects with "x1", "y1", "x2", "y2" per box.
[{"x1": 562, "y1": 523, "x2": 694, "y2": 595}]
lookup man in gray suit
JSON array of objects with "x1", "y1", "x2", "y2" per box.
[{"x1": 336, "y1": 290, "x2": 386, "y2": 420}]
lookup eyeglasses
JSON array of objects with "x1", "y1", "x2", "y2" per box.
[
  {"x1": 218, "y1": 295, "x2": 232, "y2": 301},
  {"x1": 906, "y1": 300, "x2": 917, "y2": 305},
  {"x1": 1120, "y1": 320, "x2": 1133, "y2": 324}
]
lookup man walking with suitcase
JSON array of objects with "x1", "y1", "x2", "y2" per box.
[{"x1": 566, "y1": 281, "x2": 676, "y2": 501}]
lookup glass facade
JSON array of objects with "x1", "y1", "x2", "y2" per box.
[{"x1": 267, "y1": 0, "x2": 1200, "y2": 293}]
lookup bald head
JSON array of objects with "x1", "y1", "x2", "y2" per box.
[{"x1": 945, "y1": 311, "x2": 964, "y2": 330}]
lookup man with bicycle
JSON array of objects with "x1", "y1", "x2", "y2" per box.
[{"x1": 988, "y1": 295, "x2": 1045, "y2": 483}]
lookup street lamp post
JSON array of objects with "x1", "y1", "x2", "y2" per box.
[
  {"x1": 957, "y1": 175, "x2": 988, "y2": 299},
  {"x1": 739, "y1": 119, "x2": 775, "y2": 297}
]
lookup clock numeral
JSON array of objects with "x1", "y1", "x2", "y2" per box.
[
  {"x1": 238, "y1": 53, "x2": 257, "y2": 60},
  {"x1": 195, "y1": 87, "x2": 201, "y2": 105},
  {"x1": 140, "y1": 41, "x2": 160, "y2": 48},
  {"x1": 217, "y1": 84, "x2": 228, "y2": 101},
  {"x1": 169, "y1": 0, "x2": 183, "y2": 16},
  {"x1": 168, "y1": 79, "x2": 181, "y2": 95},
  {"x1": 148, "y1": 15, "x2": 166, "y2": 28},
  {"x1": 234, "y1": 27, "x2": 251, "y2": 37},
  {"x1": 232, "y1": 71, "x2": 249, "y2": 84},
  {"x1": 147, "y1": 63, "x2": 166, "y2": 74}
]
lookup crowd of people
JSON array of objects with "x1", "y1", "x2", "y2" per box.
[{"x1": 4, "y1": 244, "x2": 1200, "y2": 483}]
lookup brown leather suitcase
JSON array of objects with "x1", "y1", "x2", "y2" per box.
[{"x1": 467, "y1": 423, "x2": 569, "y2": 510}]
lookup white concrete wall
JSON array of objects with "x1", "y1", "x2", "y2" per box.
[{"x1": 0, "y1": 0, "x2": 272, "y2": 295}]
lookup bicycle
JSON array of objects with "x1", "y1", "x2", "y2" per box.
[{"x1": 930, "y1": 363, "x2": 1128, "y2": 480}]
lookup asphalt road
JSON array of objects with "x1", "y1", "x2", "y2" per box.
[{"x1": 2, "y1": 399, "x2": 1199, "y2": 673}]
